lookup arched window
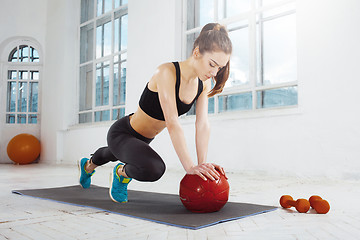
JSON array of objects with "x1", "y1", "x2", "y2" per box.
[
  {"x1": 6, "y1": 44, "x2": 40, "y2": 124},
  {"x1": 8, "y1": 45, "x2": 40, "y2": 62}
]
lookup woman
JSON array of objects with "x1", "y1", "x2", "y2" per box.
[{"x1": 78, "y1": 23, "x2": 233, "y2": 203}]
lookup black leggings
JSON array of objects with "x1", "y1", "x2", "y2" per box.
[{"x1": 91, "y1": 114, "x2": 166, "y2": 182}]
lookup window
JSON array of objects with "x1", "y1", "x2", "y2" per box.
[
  {"x1": 184, "y1": 0, "x2": 297, "y2": 114},
  {"x1": 79, "y1": 0, "x2": 128, "y2": 123},
  {"x1": 5, "y1": 45, "x2": 40, "y2": 124}
]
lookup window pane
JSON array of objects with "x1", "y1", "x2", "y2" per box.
[
  {"x1": 218, "y1": 0, "x2": 251, "y2": 19},
  {"x1": 96, "y1": 25, "x2": 102, "y2": 58},
  {"x1": 112, "y1": 108, "x2": 125, "y2": 120},
  {"x1": 187, "y1": 0, "x2": 214, "y2": 30},
  {"x1": 7, "y1": 82, "x2": 16, "y2": 112},
  {"x1": 187, "y1": 0, "x2": 196, "y2": 30},
  {"x1": 114, "y1": 18, "x2": 120, "y2": 53},
  {"x1": 8, "y1": 70, "x2": 17, "y2": 79},
  {"x1": 17, "y1": 114, "x2": 26, "y2": 124},
  {"x1": 120, "y1": 62, "x2": 126, "y2": 104},
  {"x1": 121, "y1": 52, "x2": 127, "y2": 61},
  {"x1": 114, "y1": 9, "x2": 127, "y2": 52},
  {"x1": 257, "y1": 87, "x2": 297, "y2": 108},
  {"x1": 30, "y1": 47, "x2": 39, "y2": 62},
  {"x1": 8, "y1": 47, "x2": 18, "y2": 62},
  {"x1": 120, "y1": 14, "x2": 128, "y2": 51},
  {"x1": 29, "y1": 82, "x2": 38, "y2": 112},
  {"x1": 208, "y1": 97, "x2": 215, "y2": 114},
  {"x1": 6, "y1": 114, "x2": 15, "y2": 124},
  {"x1": 79, "y1": 112, "x2": 92, "y2": 123},
  {"x1": 80, "y1": 23, "x2": 94, "y2": 63},
  {"x1": 96, "y1": 17, "x2": 111, "y2": 58},
  {"x1": 103, "y1": 63, "x2": 110, "y2": 105},
  {"x1": 259, "y1": 13, "x2": 297, "y2": 85},
  {"x1": 19, "y1": 45, "x2": 29, "y2": 62},
  {"x1": 18, "y1": 82, "x2": 28, "y2": 112},
  {"x1": 95, "y1": 110, "x2": 110, "y2": 122},
  {"x1": 96, "y1": 67, "x2": 101, "y2": 106},
  {"x1": 97, "y1": 0, "x2": 103, "y2": 16},
  {"x1": 104, "y1": 0, "x2": 111, "y2": 13},
  {"x1": 19, "y1": 70, "x2": 28, "y2": 80},
  {"x1": 30, "y1": 71, "x2": 39, "y2": 80},
  {"x1": 80, "y1": 64, "x2": 93, "y2": 111},
  {"x1": 227, "y1": 22, "x2": 249, "y2": 88},
  {"x1": 95, "y1": 61, "x2": 109, "y2": 106},
  {"x1": 219, "y1": 93, "x2": 252, "y2": 112},
  {"x1": 28, "y1": 114, "x2": 37, "y2": 124},
  {"x1": 103, "y1": 21, "x2": 112, "y2": 56},
  {"x1": 113, "y1": 63, "x2": 120, "y2": 106},
  {"x1": 81, "y1": 0, "x2": 94, "y2": 23}
]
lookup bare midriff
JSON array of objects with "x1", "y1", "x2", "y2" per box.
[{"x1": 129, "y1": 107, "x2": 167, "y2": 139}]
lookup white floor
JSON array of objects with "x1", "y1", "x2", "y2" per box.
[{"x1": 1, "y1": 163, "x2": 360, "y2": 240}]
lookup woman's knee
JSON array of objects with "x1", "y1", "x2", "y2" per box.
[
  {"x1": 137, "y1": 160, "x2": 166, "y2": 182},
  {"x1": 91, "y1": 147, "x2": 116, "y2": 166}
]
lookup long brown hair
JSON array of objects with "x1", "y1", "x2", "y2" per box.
[{"x1": 192, "y1": 23, "x2": 232, "y2": 97}]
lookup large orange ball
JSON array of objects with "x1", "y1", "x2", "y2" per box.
[
  {"x1": 179, "y1": 170, "x2": 229, "y2": 213},
  {"x1": 7, "y1": 134, "x2": 40, "y2": 164}
]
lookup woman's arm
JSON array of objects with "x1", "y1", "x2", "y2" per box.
[
  {"x1": 195, "y1": 79, "x2": 227, "y2": 177},
  {"x1": 156, "y1": 64, "x2": 195, "y2": 173},
  {"x1": 155, "y1": 64, "x2": 220, "y2": 180},
  {"x1": 195, "y1": 80, "x2": 211, "y2": 165}
]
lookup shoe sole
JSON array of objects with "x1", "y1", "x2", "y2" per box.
[{"x1": 77, "y1": 159, "x2": 84, "y2": 188}]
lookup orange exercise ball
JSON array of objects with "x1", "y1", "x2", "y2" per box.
[{"x1": 7, "y1": 134, "x2": 40, "y2": 164}]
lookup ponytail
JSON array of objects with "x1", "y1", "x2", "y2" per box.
[{"x1": 208, "y1": 61, "x2": 230, "y2": 97}]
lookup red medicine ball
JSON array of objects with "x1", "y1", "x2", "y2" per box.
[{"x1": 179, "y1": 170, "x2": 229, "y2": 213}]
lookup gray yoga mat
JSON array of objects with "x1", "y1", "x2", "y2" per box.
[{"x1": 12, "y1": 185, "x2": 277, "y2": 229}]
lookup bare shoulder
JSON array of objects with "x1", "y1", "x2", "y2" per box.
[
  {"x1": 156, "y1": 62, "x2": 176, "y2": 78},
  {"x1": 149, "y1": 62, "x2": 176, "y2": 91}
]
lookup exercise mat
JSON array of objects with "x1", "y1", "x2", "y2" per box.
[{"x1": 12, "y1": 185, "x2": 277, "y2": 229}]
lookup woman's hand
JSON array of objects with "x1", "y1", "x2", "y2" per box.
[{"x1": 187, "y1": 163, "x2": 227, "y2": 181}]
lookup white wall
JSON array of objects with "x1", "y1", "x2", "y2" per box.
[
  {"x1": 39, "y1": 0, "x2": 79, "y2": 164},
  {"x1": 1, "y1": 0, "x2": 360, "y2": 179},
  {"x1": 0, "y1": 0, "x2": 47, "y2": 45}
]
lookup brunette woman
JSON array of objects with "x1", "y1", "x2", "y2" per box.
[{"x1": 78, "y1": 23, "x2": 233, "y2": 203}]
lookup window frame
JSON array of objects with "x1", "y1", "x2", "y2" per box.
[
  {"x1": 182, "y1": 0, "x2": 298, "y2": 116},
  {"x1": 78, "y1": 0, "x2": 128, "y2": 124},
  {"x1": 5, "y1": 44, "x2": 41, "y2": 125}
]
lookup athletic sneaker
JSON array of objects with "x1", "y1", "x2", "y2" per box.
[
  {"x1": 109, "y1": 163, "x2": 132, "y2": 203},
  {"x1": 78, "y1": 157, "x2": 95, "y2": 189}
]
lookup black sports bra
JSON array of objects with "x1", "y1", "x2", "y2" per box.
[{"x1": 139, "y1": 62, "x2": 203, "y2": 121}]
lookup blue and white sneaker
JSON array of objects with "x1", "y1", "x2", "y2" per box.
[
  {"x1": 78, "y1": 157, "x2": 95, "y2": 189},
  {"x1": 109, "y1": 163, "x2": 132, "y2": 203}
]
